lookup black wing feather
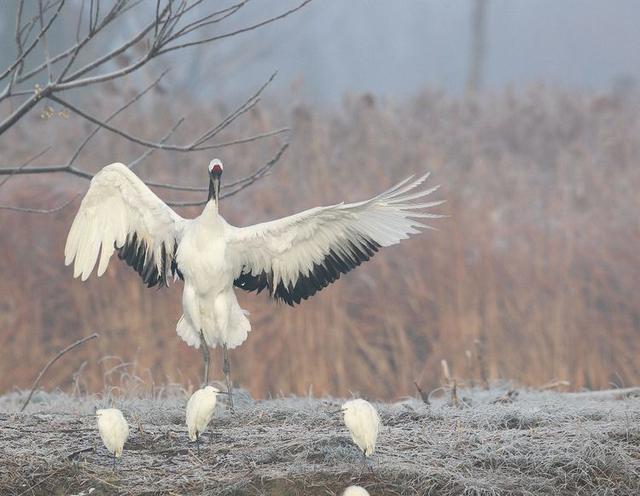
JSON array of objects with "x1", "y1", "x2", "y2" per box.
[
  {"x1": 233, "y1": 236, "x2": 380, "y2": 306},
  {"x1": 116, "y1": 235, "x2": 181, "y2": 288}
]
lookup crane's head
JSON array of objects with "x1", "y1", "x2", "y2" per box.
[{"x1": 207, "y1": 159, "x2": 223, "y2": 203}]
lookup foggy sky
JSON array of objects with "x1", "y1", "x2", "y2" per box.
[{"x1": 1, "y1": 1, "x2": 638, "y2": 104}]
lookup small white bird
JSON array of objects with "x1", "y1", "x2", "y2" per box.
[
  {"x1": 341, "y1": 399, "x2": 380, "y2": 462},
  {"x1": 186, "y1": 385, "x2": 221, "y2": 455},
  {"x1": 343, "y1": 486, "x2": 370, "y2": 496},
  {"x1": 96, "y1": 408, "x2": 129, "y2": 470}
]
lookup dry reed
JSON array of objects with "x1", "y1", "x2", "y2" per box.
[{"x1": 0, "y1": 85, "x2": 639, "y2": 399}]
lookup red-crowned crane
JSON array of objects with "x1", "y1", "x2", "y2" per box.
[{"x1": 65, "y1": 160, "x2": 443, "y2": 410}]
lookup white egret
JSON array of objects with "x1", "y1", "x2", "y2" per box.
[
  {"x1": 343, "y1": 486, "x2": 370, "y2": 496},
  {"x1": 95, "y1": 408, "x2": 129, "y2": 470},
  {"x1": 65, "y1": 160, "x2": 443, "y2": 408},
  {"x1": 186, "y1": 385, "x2": 222, "y2": 455},
  {"x1": 342, "y1": 399, "x2": 380, "y2": 463}
]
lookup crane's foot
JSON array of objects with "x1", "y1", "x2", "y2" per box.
[
  {"x1": 200, "y1": 331, "x2": 209, "y2": 387},
  {"x1": 223, "y1": 344, "x2": 235, "y2": 414}
]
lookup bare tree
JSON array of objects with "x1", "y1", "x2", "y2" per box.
[
  {"x1": 0, "y1": 0, "x2": 312, "y2": 212},
  {"x1": 466, "y1": 0, "x2": 488, "y2": 93}
]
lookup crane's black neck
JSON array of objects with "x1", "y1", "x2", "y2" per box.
[
  {"x1": 208, "y1": 174, "x2": 221, "y2": 204},
  {"x1": 208, "y1": 179, "x2": 215, "y2": 202}
]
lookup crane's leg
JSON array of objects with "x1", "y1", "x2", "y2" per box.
[
  {"x1": 113, "y1": 453, "x2": 117, "y2": 471},
  {"x1": 362, "y1": 452, "x2": 374, "y2": 474},
  {"x1": 222, "y1": 344, "x2": 235, "y2": 413},
  {"x1": 200, "y1": 330, "x2": 209, "y2": 386},
  {"x1": 196, "y1": 432, "x2": 200, "y2": 457}
]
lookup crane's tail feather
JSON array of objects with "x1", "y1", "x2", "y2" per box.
[{"x1": 176, "y1": 315, "x2": 201, "y2": 348}]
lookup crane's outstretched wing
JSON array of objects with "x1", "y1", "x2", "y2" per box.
[
  {"x1": 64, "y1": 163, "x2": 187, "y2": 287},
  {"x1": 226, "y1": 173, "x2": 443, "y2": 305}
]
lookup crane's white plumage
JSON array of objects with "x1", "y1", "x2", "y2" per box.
[
  {"x1": 227, "y1": 172, "x2": 442, "y2": 305},
  {"x1": 342, "y1": 399, "x2": 380, "y2": 457},
  {"x1": 65, "y1": 161, "x2": 442, "y2": 393},
  {"x1": 96, "y1": 408, "x2": 129, "y2": 458},
  {"x1": 65, "y1": 163, "x2": 187, "y2": 284},
  {"x1": 343, "y1": 486, "x2": 370, "y2": 496},
  {"x1": 186, "y1": 386, "x2": 219, "y2": 442}
]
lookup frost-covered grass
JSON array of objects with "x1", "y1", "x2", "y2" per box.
[{"x1": 1, "y1": 386, "x2": 639, "y2": 495}]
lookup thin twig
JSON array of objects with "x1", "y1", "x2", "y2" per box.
[
  {"x1": 66, "y1": 446, "x2": 94, "y2": 460},
  {"x1": 0, "y1": 194, "x2": 80, "y2": 214},
  {"x1": 538, "y1": 380, "x2": 571, "y2": 391},
  {"x1": 167, "y1": 142, "x2": 289, "y2": 207},
  {"x1": 158, "y1": 0, "x2": 313, "y2": 55},
  {"x1": 413, "y1": 381, "x2": 430, "y2": 405},
  {"x1": 0, "y1": 1, "x2": 311, "y2": 212},
  {"x1": 492, "y1": 389, "x2": 518, "y2": 404},
  {"x1": 21, "y1": 333, "x2": 99, "y2": 412},
  {"x1": 7, "y1": 0, "x2": 26, "y2": 95},
  {"x1": 66, "y1": 69, "x2": 169, "y2": 166},
  {"x1": 0, "y1": 0, "x2": 66, "y2": 84},
  {"x1": 38, "y1": 0, "x2": 54, "y2": 83},
  {"x1": 128, "y1": 117, "x2": 185, "y2": 171},
  {"x1": 0, "y1": 147, "x2": 50, "y2": 191},
  {"x1": 48, "y1": 73, "x2": 278, "y2": 153}
]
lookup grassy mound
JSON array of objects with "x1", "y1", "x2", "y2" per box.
[{"x1": 1, "y1": 386, "x2": 639, "y2": 495}]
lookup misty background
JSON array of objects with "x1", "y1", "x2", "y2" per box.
[
  {"x1": 2, "y1": 0, "x2": 639, "y2": 103},
  {"x1": 0, "y1": 1, "x2": 639, "y2": 399}
]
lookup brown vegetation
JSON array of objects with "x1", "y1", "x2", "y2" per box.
[{"x1": 1, "y1": 85, "x2": 639, "y2": 399}]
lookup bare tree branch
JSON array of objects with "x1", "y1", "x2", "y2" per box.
[
  {"x1": 167, "y1": 142, "x2": 289, "y2": 207},
  {"x1": 0, "y1": 0, "x2": 66, "y2": 85},
  {"x1": 170, "y1": 1, "x2": 248, "y2": 40},
  {"x1": 193, "y1": 72, "x2": 277, "y2": 147},
  {"x1": 0, "y1": 0, "x2": 311, "y2": 213},
  {"x1": 38, "y1": 0, "x2": 54, "y2": 83},
  {"x1": 190, "y1": 128, "x2": 290, "y2": 151},
  {"x1": 20, "y1": 333, "x2": 99, "y2": 412},
  {"x1": 0, "y1": 142, "x2": 287, "y2": 213},
  {"x1": 0, "y1": 147, "x2": 51, "y2": 192},
  {"x1": 0, "y1": 194, "x2": 80, "y2": 214},
  {"x1": 60, "y1": 2, "x2": 167, "y2": 85},
  {"x1": 7, "y1": 0, "x2": 27, "y2": 96},
  {"x1": 15, "y1": 1, "x2": 129, "y2": 86},
  {"x1": 158, "y1": 0, "x2": 313, "y2": 55},
  {"x1": 128, "y1": 118, "x2": 185, "y2": 171},
  {"x1": 66, "y1": 70, "x2": 170, "y2": 166},
  {"x1": 47, "y1": 72, "x2": 278, "y2": 153}
]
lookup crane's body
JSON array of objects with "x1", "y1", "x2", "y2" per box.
[
  {"x1": 342, "y1": 399, "x2": 380, "y2": 458},
  {"x1": 96, "y1": 408, "x2": 129, "y2": 469},
  {"x1": 176, "y1": 203, "x2": 251, "y2": 351},
  {"x1": 65, "y1": 159, "x2": 443, "y2": 405}
]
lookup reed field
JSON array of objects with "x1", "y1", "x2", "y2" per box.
[{"x1": 0, "y1": 85, "x2": 639, "y2": 399}]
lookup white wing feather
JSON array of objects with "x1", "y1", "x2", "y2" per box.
[
  {"x1": 225, "y1": 173, "x2": 443, "y2": 305},
  {"x1": 64, "y1": 163, "x2": 187, "y2": 284}
]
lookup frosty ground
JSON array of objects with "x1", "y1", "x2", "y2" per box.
[{"x1": 0, "y1": 386, "x2": 639, "y2": 495}]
